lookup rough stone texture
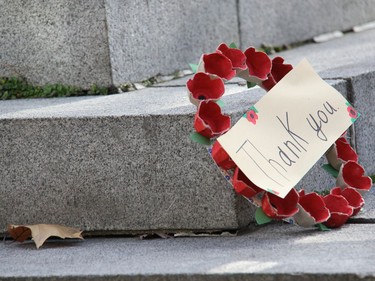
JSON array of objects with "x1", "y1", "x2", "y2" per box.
[
  {"x1": 239, "y1": 0, "x2": 375, "y2": 47},
  {"x1": 1, "y1": 224, "x2": 375, "y2": 280},
  {"x1": 353, "y1": 189, "x2": 375, "y2": 222},
  {"x1": 1, "y1": 1, "x2": 375, "y2": 86},
  {"x1": 350, "y1": 71, "x2": 375, "y2": 175},
  {"x1": 0, "y1": 86, "x2": 257, "y2": 234},
  {"x1": 348, "y1": 71, "x2": 375, "y2": 222},
  {"x1": 105, "y1": 0, "x2": 239, "y2": 84},
  {"x1": 0, "y1": 84, "x2": 252, "y2": 119},
  {"x1": 275, "y1": 29, "x2": 375, "y2": 81},
  {"x1": 0, "y1": 0, "x2": 112, "y2": 88}
]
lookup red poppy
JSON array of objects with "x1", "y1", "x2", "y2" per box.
[
  {"x1": 323, "y1": 194, "x2": 353, "y2": 228},
  {"x1": 262, "y1": 57, "x2": 293, "y2": 91},
  {"x1": 331, "y1": 187, "x2": 364, "y2": 216},
  {"x1": 326, "y1": 137, "x2": 358, "y2": 170},
  {"x1": 243, "y1": 47, "x2": 272, "y2": 81},
  {"x1": 336, "y1": 137, "x2": 358, "y2": 162},
  {"x1": 261, "y1": 188, "x2": 299, "y2": 219},
  {"x1": 293, "y1": 191, "x2": 330, "y2": 227},
  {"x1": 194, "y1": 100, "x2": 231, "y2": 138},
  {"x1": 270, "y1": 57, "x2": 293, "y2": 81},
  {"x1": 261, "y1": 76, "x2": 276, "y2": 91},
  {"x1": 200, "y1": 52, "x2": 236, "y2": 80},
  {"x1": 347, "y1": 106, "x2": 358, "y2": 118},
  {"x1": 216, "y1": 43, "x2": 247, "y2": 70},
  {"x1": 336, "y1": 161, "x2": 373, "y2": 194},
  {"x1": 246, "y1": 110, "x2": 258, "y2": 125},
  {"x1": 211, "y1": 141, "x2": 236, "y2": 170},
  {"x1": 232, "y1": 167, "x2": 263, "y2": 199},
  {"x1": 187, "y1": 73, "x2": 225, "y2": 106}
]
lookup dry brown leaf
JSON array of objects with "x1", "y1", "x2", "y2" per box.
[{"x1": 7, "y1": 224, "x2": 83, "y2": 248}]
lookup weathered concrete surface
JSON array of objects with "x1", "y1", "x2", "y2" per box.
[
  {"x1": 239, "y1": 0, "x2": 375, "y2": 47},
  {"x1": 0, "y1": 85, "x2": 258, "y2": 234},
  {"x1": 0, "y1": 0, "x2": 112, "y2": 88},
  {"x1": 1, "y1": 223, "x2": 375, "y2": 280},
  {"x1": 1, "y1": 1, "x2": 375, "y2": 86},
  {"x1": 105, "y1": 0, "x2": 239, "y2": 84},
  {"x1": 275, "y1": 28, "x2": 375, "y2": 81},
  {"x1": 353, "y1": 189, "x2": 375, "y2": 222}
]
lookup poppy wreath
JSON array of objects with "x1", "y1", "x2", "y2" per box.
[{"x1": 187, "y1": 43, "x2": 373, "y2": 229}]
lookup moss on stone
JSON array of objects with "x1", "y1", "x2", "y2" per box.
[{"x1": 0, "y1": 77, "x2": 117, "y2": 100}]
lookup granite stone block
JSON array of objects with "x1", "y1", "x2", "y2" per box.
[
  {"x1": 275, "y1": 29, "x2": 375, "y2": 80},
  {"x1": 1, "y1": 0, "x2": 374, "y2": 88},
  {"x1": 105, "y1": 0, "x2": 239, "y2": 84},
  {"x1": 0, "y1": 0, "x2": 112, "y2": 88},
  {"x1": 239, "y1": 0, "x2": 375, "y2": 47},
  {"x1": 0, "y1": 86, "x2": 257, "y2": 234},
  {"x1": 345, "y1": 72, "x2": 375, "y2": 221},
  {"x1": 350, "y1": 71, "x2": 375, "y2": 175}
]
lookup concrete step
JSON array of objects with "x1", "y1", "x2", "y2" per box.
[
  {"x1": 0, "y1": 1, "x2": 375, "y2": 86},
  {"x1": 1, "y1": 223, "x2": 375, "y2": 280},
  {"x1": 0, "y1": 29, "x2": 375, "y2": 234}
]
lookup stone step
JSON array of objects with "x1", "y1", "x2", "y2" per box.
[
  {"x1": 0, "y1": 1, "x2": 375, "y2": 86},
  {"x1": 1, "y1": 223, "x2": 375, "y2": 280},
  {"x1": 0, "y1": 29, "x2": 375, "y2": 235}
]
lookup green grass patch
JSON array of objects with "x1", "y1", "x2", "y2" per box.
[{"x1": 0, "y1": 77, "x2": 117, "y2": 100}]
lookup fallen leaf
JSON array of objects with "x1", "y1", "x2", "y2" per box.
[{"x1": 7, "y1": 224, "x2": 83, "y2": 248}]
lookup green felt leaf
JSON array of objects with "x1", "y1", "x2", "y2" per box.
[
  {"x1": 370, "y1": 174, "x2": 375, "y2": 183},
  {"x1": 247, "y1": 81, "x2": 257, "y2": 88},
  {"x1": 352, "y1": 112, "x2": 361, "y2": 122},
  {"x1": 255, "y1": 207, "x2": 273, "y2": 225},
  {"x1": 229, "y1": 42, "x2": 238, "y2": 49},
  {"x1": 190, "y1": 132, "x2": 212, "y2": 146},
  {"x1": 189, "y1": 63, "x2": 198, "y2": 74},
  {"x1": 249, "y1": 105, "x2": 258, "y2": 113},
  {"x1": 316, "y1": 223, "x2": 331, "y2": 231},
  {"x1": 216, "y1": 99, "x2": 224, "y2": 108},
  {"x1": 322, "y1": 164, "x2": 339, "y2": 178}
]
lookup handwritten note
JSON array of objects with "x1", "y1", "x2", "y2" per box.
[{"x1": 218, "y1": 59, "x2": 359, "y2": 198}]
